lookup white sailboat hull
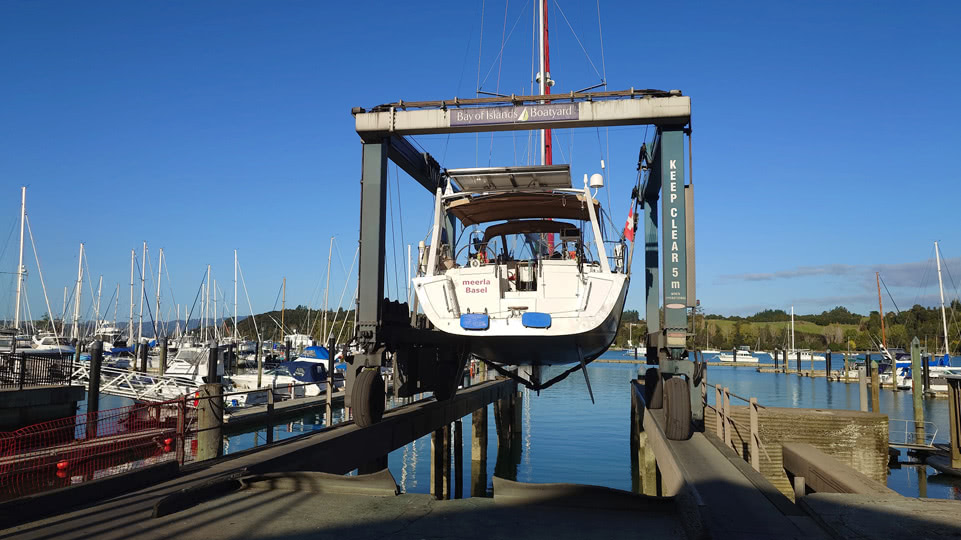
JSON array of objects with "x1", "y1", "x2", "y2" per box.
[{"x1": 413, "y1": 269, "x2": 628, "y2": 366}]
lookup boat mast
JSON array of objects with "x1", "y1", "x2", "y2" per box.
[
  {"x1": 114, "y1": 283, "x2": 119, "y2": 328},
  {"x1": 538, "y1": 0, "x2": 554, "y2": 254},
  {"x1": 790, "y1": 305, "x2": 795, "y2": 352},
  {"x1": 129, "y1": 250, "x2": 134, "y2": 343},
  {"x1": 138, "y1": 241, "x2": 146, "y2": 346},
  {"x1": 876, "y1": 272, "x2": 886, "y2": 348},
  {"x1": 155, "y1": 248, "x2": 163, "y2": 338},
  {"x1": 233, "y1": 249, "x2": 238, "y2": 340},
  {"x1": 13, "y1": 187, "x2": 26, "y2": 333},
  {"x1": 72, "y1": 243, "x2": 84, "y2": 341},
  {"x1": 935, "y1": 241, "x2": 950, "y2": 355},
  {"x1": 213, "y1": 278, "x2": 218, "y2": 339},
  {"x1": 204, "y1": 264, "x2": 211, "y2": 342},
  {"x1": 537, "y1": 0, "x2": 552, "y2": 166},
  {"x1": 281, "y1": 277, "x2": 286, "y2": 345},
  {"x1": 322, "y1": 236, "x2": 333, "y2": 342},
  {"x1": 95, "y1": 275, "x2": 103, "y2": 329}
]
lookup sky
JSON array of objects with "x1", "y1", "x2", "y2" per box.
[{"x1": 1, "y1": 0, "x2": 959, "y2": 326}]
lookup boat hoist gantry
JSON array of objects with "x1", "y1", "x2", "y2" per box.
[{"x1": 347, "y1": 89, "x2": 702, "y2": 440}]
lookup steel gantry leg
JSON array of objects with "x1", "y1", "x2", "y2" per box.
[{"x1": 642, "y1": 126, "x2": 701, "y2": 439}]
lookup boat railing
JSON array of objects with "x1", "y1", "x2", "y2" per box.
[{"x1": 888, "y1": 418, "x2": 938, "y2": 448}]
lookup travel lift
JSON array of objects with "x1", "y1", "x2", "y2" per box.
[{"x1": 346, "y1": 90, "x2": 703, "y2": 440}]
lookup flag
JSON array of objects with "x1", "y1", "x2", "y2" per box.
[{"x1": 624, "y1": 207, "x2": 635, "y2": 241}]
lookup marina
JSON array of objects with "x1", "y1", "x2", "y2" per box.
[{"x1": 2, "y1": 1, "x2": 961, "y2": 538}]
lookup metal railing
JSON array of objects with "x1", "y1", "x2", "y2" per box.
[
  {"x1": 888, "y1": 418, "x2": 939, "y2": 447},
  {"x1": 704, "y1": 382, "x2": 770, "y2": 471},
  {"x1": 0, "y1": 353, "x2": 74, "y2": 391}
]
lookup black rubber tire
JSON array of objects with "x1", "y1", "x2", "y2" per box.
[
  {"x1": 354, "y1": 368, "x2": 385, "y2": 428},
  {"x1": 664, "y1": 376, "x2": 693, "y2": 441},
  {"x1": 645, "y1": 368, "x2": 663, "y2": 410}
]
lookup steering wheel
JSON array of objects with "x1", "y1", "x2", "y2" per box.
[{"x1": 455, "y1": 243, "x2": 498, "y2": 265}]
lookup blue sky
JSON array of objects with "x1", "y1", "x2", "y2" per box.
[{"x1": 1, "y1": 0, "x2": 959, "y2": 326}]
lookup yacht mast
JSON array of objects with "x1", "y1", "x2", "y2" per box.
[
  {"x1": 233, "y1": 249, "x2": 238, "y2": 340},
  {"x1": 95, "y1": 275, "x2": 103, "y2": 328},
  {"x1": 114, "y1": 283, "x2": 119, "y2": 328},
  {"x1": 204, "y1": 265, "x2": 211, "y2": 342},
  {"x1": 281, "y1": 277, "x2": 286, "y2": 345},
  {"x1": 155, "y1": 248, "x2": 163, "y2": 338},
  {"x1": 876, "y1": 272, "x2": 886, "y2": 348},
  {"x1": 537, "y1": 0, "x2": 552, "y2": 166},
  {"x1": 72, "y1": 243, "x2": 84, "y2": 340},
  {"x1": 138, "y1": 242, "x2": 146, "y2": 346},
  {"x1": 13, "y1": 187, "x2": 26, "y2": 332},
  {"x1": 129, "y1": 250, "x2": 134, "y2": 343},
  {"x1": 935, "y1": 241, "x2": 950, "y2": 355},
  {"x1": 322, "y1": 236, "x2": 333, "y2": 342},
  {"x1": 790, "y1": 305, "x2": 795, "y2": 352},
  {"x1": 213, "y1": 278, "x2": 218, "y2": 339}
]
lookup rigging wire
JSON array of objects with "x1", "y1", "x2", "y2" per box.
[
  {"x1": 395, "y1": 164, "x2": 409, "y2": 294},
  {"x1": 488, "y1": 0, "x2": 510, "y2": 166},
  {"x1": 236, "y1": 258, "x2": 261, "y2": 342},
  {"x1": 552, "y1": 0, "x2": 604, "y2": 82},
  {"x1": 878, "y1": 274, "x2": 902, "y2": 316},
  {"x1": 475, "y1": 0, "x2": 486, "y2": 166},
  {"x1": 24, "y1": 215, "x2": 62, "y2": 344},
  {"x1": 477, "y1": 0, "x2": 532, "y2": 91}
]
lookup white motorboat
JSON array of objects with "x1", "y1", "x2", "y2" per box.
[
  {"x1": 718, "y1": 347, "x2": 758, "y2": 364},
  {"x1": 32, "y1": 333, "x2": 76, "y2": 355},
  {"x1": 411, "y1": 165, "x2": 628, "y2": 368}
]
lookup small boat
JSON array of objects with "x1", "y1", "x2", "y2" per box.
[
  {"x1": 718, "y1": 347, "x2": 758, "y2": 364},
  {"x1": 31, "y1": 333, "x2": 76, "y2": 355}
]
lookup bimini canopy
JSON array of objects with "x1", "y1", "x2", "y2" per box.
[
  {"x1": 447, "y1": 165, "x2": 571, "y2": 193},
  {"x1": 481, "y1": 220, "x2": 578, "y2": 243},
  {"x1": 447, "y1": 192, "x2": 598, "y2": 225}
]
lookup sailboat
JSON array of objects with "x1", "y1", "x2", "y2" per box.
[
  {"x1": 409, "y1": 2, "x2": 628, "y2": 388},
  {"x1": 880, "y1": 242, "x2": 959, "y2": 390},
  {"x1": 783, "y1": 305, "x2": 825, "y2": 362}
]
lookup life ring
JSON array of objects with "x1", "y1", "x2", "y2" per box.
[{"x1": 470, "y1": 259, "x2": 481, "y2": 268}]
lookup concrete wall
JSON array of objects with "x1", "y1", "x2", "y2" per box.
[
  {"x1": 0, "y1": 386, "x2": 84, "y2": 431},
  {"x1": 705, "y1": 406, "x2": 888, "y2": 501}
]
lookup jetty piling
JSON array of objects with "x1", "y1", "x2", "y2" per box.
[
  {"x1": 207, "y1": 341, "x2": 218, "y2": 382},
  {"x1": 159, "y1": 337, "x2": 168, "y2": 376},
  {"x1": 911, "y1": 337, "x2": 924, "y2": 443},
  {"x1": 858, "y1": 365, "x2": 868, "y2": 412},
  {"x1": 197, "y1": 383, "x2": 224, "y2": 461},
  {"x1": 86, "y1": 340, "x2": 103, "y2": 439},
  {"x1": 870, "y1": 360, "x2": 881, "y2": 412},
  {"x1": 825, "y1": 349, "x2": 831, "y2": 378},
  {"x1": 471, "y1": 405, "x2": 488, "y2": 497}
]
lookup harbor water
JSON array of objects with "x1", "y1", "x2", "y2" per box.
[{"x1": 81, "y1": 349, "x2": 961, "y2": 501}]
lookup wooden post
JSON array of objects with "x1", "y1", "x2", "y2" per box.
[
  {"x1": 923, "y1": 354, "x2": 932, "y2": 395},
  {"x1": 256, "y1": 340, "x2": 263, "y2": 388},
  {"x1": 471, "y1": 406, "x2": 488, "y2": 497},
  {"x1": 175, "y1": 395, "x2": 186, "y2": 465},
  {"x1": 858, "y1": 365, "x2": 868, "y2": 412},
  {"x1": 723, "y1": 387, "x2": 732, "y2": 448},
  {"x1": 86, "y1": 340, "x2": 103, "y2": 439},
  {"x1": 825, "y1": 349, "x2": 832, "y2": 379},
  {"x1": 326, "y1": 338, "x2": 335, "y2": 425},
  {"x1": 159, "y1": 337, "x2": 168, "y2": 376},
  {"x1": 454, "y1": 419, "x2": 463, "y2": 499},
  {"x1": 947, "y1": 376, "x2": 961, "y2": 469},
  {"x1": 871, "y1": 360, "x2": 881, "y2": 413},
  {"x1": 197, "y1": 383, "x2": 224, "y2": 461},
  {"x1": 139, "y1": 342, "x2": 148, "y2": 373},
  {"x1": 207, "y1": 341, "x2": 219, "y2": 383},
  {"x1": 911, "y1": 337, "x2": 925, "y2": 444},
  {"x1": 796, "y1": 350, "x2": 801, "y2": 373},
  {"x1": 749, "y1": 397, "x2": 760, "y2": 471},
  {"x1": 715, "y1": 385, "x2": 723, "y2": 438},
  {"x1": 266, "y1": 389, "x2": 274, "y2": 444},
  {"x1": 431, "y1": 425, "x2": 451, "y2": 499},
  {"x1": 773, "y1": 349, "x2": 778, "y2": 370}
]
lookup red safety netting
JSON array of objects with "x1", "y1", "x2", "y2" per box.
[{"x1": 0, "y1": 397, "x2": 200, "y2": 501}]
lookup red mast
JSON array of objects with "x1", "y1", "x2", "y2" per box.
[{"x1": 543, "y1": 0, "x2": 552, "y2": 166}]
